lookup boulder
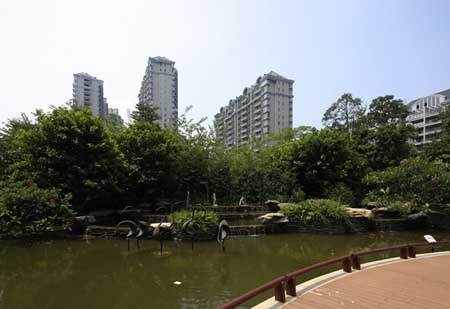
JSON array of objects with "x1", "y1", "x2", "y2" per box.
[
  {"x1": 257, "y1": 212, "x2": 288, "y2": 224},
  {"x1": 346, "y1": 208, "x2": 373, "y2": 218},
  {"x1": 264, "y1": 200, "x2": 280, "y2": 212},
  {"x1": 372, "y1": 207, "x2": 401, "y2": 219},
  {"x1": 72, "y1": 216, "x2": 96, "y2": 234},
  {"x1": 74, "y1": 216, "x2": 96, "y2": 224},
  {"x1": 408, "y1": 212, "x2": 428, "y2": 221}
]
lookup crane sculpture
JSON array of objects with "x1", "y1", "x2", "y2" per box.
[
  {"x1": 217, "y1": 219, "x2": 230, "y2": 252},
  {"x1": 116, "y1": 220, "x2": 141, "y2": 251}
]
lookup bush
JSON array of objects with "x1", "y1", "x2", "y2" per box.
[
  {"x1": 0, "y1": 180, "x2": 74, "y2": 233},
  {"x1": 387, "y1": 200, "x2": 426, "y2": 216},
  {"x1": 364, "y1": 158, "x2": 450, "y2": 206},
  {"x1": 290, "y1": 189, "x2": 306, "y2": 203},
  {"x1": 324, "y1": 183, "x2": 353, "y2": 205},
  {"x1": 170, "y1": 209, "x2": 219, "y2": 232},
  {"x1": 281, "y1": 199, "x2": 350, "y2": 224}
]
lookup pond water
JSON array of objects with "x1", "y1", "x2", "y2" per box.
[{"x1": 1, "y1": 231, "x2": 450, "y2": 309}]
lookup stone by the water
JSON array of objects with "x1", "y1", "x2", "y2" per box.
[
  {"x1": 264, "y1": 200, "x2": 280, "y2": 211},
  {"x1": 372, "y1": 207, "x2": 401, "y2": 219},
  {"x1": 74, "y1": 216, "x2": 96, "y2": 224},
  {"x1": 346, "y1": 208, "x2": 373, "y2": 218},
  {"x1": 257, "y1": 212, "x2": 288, "y2": 224}
]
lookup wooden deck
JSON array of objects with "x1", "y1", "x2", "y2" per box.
[{"x1": 282, "y1": 253, "x2": 450, "y2": 309}]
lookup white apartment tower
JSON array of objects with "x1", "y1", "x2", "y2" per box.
[
  {"x1": 406, "y1": 88, "x2": 450, "y2": 146},
  {"x1": 138, "y1": 56, "x2": 178, "y2": 129},
  {"x1": 72, "y1": 73, "x2": 108, "y2": 117},
  {"x1": 215, "y1": 71, "x2": 294, "y2": 149}
]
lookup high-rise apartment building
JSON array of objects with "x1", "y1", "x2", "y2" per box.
[
  {"x1": 406, "y1": 88, "x2": 450, "y2": 146},
  {"x1": 215, "y1": 71, "x2": 294, "y2": 149},
  {"x1": 72, "y1": 73, "x2": 108, "y2": 117},
  {"x1": 138, "y1": 56, "x2": 178, "y2": 130}
]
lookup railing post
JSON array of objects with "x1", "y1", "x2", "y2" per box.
[
  {"x1": 342, "y1": 257, "x2": 352, "y2": 273},
  {"x1": 351, "y1": 254, "x2": 361, "y2": 270},
  {"x1": 285, "y1": 276, "x2": 296, "y2": 297},
  {"x1": 400, "y1": 247, "x2": 408, "y2": 259},
  {"x1": 274, "y1": 282, "x2": 286, "y2": 303},
  {"x1": 408, "y1": 246, "x2": 416, "y2": 258}
]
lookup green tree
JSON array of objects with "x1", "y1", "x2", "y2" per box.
[
  {"x1": 103, "y1": 113, "x2": 125, "y2": 134},
  {"x1": 367, "y1": 95, "x2": 409, "y2": 127},
  {"x1": 359, "y1": 95, "x2": 414, "y2": 171},
  {"x1": 424, "y1": 102, "x2": 450, "y2": 163},
  {"x1": 322, "y1": 93, "x2": 366, "y2": 136},
  {"x1": 365, "y1": 157, "x2": 450, "y2": 206},
  {"x1": 118, "y1": 121, "x2": 181, "y2": 202},
  {"x1": 282, "y1": 128, "x2": 364, "y2": 198},
  {"x1": 0, "y1": 114, "x2": 36, "y2": 176},
  {"x1": 131, "y1": 102, "x2": 159, "y2": 123},
  {"x1": 365, "y1": 123, "x2": 414, "y2": 171},
  {"x1": 10, "y1": 108, "x2": 125, "y2": 212},
  {"x1": 175, "y1": 107, "x2": 212, "y2": 201}
]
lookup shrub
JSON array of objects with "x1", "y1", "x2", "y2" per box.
[
  {"x1": 364, "y1": 158, "x2": 450, "y2": 206},
  {"x1": 324, "y1": 183, "x2": 353, "y2": 205},
  {"x1": 0, "y1": 180, "x2": 74, "y2": 233},
  {"x1": 170, "y1": 209, "x2": 219, "y2": 232},
  {"x1": 387, "y1": 200, "x2": 426, "y2": 216},
  {"x1": 281, "y1": 199, "x2": 350, "y2": 224},
  {"x1": 290, "y1": 189, "x2": 306, "y2": 203}
]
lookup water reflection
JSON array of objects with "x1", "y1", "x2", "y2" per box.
[{"x1": 0, "y1": 231, "x2": 449, "y2": 309}]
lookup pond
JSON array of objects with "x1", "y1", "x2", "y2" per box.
[{"x1": 1, "y1": 231, "x2": 450, "y2": 309}]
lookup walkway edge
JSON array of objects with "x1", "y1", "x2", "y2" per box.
[{"x1": 252, "y1": 251, "x2": 450, "y2": 309}]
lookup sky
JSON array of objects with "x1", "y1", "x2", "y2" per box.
[{"x1": 2, "y1": 0, "x2": 450, "y2": 128}]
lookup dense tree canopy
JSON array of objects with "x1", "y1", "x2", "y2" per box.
[
  {"x1": 280, "y1": 128, "x2": 364, "y2": 198},
  {"x1": 131, "y1": 102, "x2": 160, "y2": 123},
  {"x1": 118, "y1": 121, "x2": 181, "y2": 201},
  {"x1": 424, "y1": 102, "x2": 450, "y2": 163},
  {"x1": 4, "y1": 108, "x2": 126, "y2": 211},
  {"x1": 322, "y1": 93, "x2": 365, "y2": 136},
  {"x1": 0, "y1": 91, "x2": 449, "y2": 231},
  {"x1": 367, "y1": 95, "x2": 409, "y2": 127}
]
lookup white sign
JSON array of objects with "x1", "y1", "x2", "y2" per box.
[{"x1": 424, "y1": 235, "x2": 437, "y2": 243}]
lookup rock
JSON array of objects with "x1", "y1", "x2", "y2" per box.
[
  {"x1": 346, "y1": 208, "x2": 373, "y2": 218},
  {"x1": 265, "y1": 200, "x2": 280, "y2": 211},
  {"x1": 257, "y1": 212, "x2": 288, "y2": 224},
  {"x1": 408, "y1": 212, "x2": 428, "y2": 221},
  {"x1": 372, "y1": 207, "x2": 401, "y2": 219},
  {"x1": 74, "y1": 216, "x2": 96, "y2": 224}
]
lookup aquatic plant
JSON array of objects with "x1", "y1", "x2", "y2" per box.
[
  {"x1": 170, "y1": 209, "x2": 219, "y2": 232},
  {"x1": 281, "y1": 199, "x2": 350, "y2": 224}
]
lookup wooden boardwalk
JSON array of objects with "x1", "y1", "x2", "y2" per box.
[{"x1": 282, "y1": 253, "x2": 450, "y2": 309}]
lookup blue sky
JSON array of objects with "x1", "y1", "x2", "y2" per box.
[{"x1": 1, "y1": 0, "x2": 450, "y2": 128}]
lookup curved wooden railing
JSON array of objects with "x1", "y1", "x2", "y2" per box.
[{"x1": 218, "y1": 240, "x2": 450, "y2": 309}]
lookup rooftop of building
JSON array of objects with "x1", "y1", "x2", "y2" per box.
[
  {"x1": 264, "y1": 70, "x2": 293, "y2": 82},
  {"x1": 407, "y1": 87, "x2": 450, "y2": 107},
  {"x1": 149, "y1": 56, "x2": 175, "y2": 64},
  {"x1": 73, "y1": 72, "x2": 103, "y2": 82}
]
